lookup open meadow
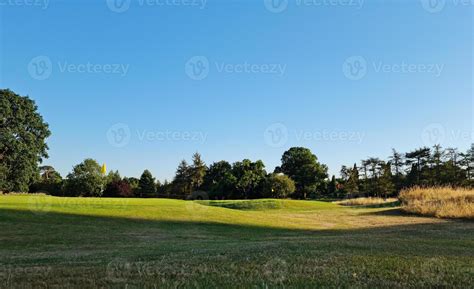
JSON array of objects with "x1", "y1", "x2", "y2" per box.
[
  {"x1": 0, "y1": 195, "x2": 473, "y2": 288},
  {"x1": 2, "y1": 1, "x2": 473, "y2": 288}
]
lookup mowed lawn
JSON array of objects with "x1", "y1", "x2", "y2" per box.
[{"x1": 0, "y1": 195, "x2": 473, "y2": 288}]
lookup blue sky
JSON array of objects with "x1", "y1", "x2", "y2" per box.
[{"x1": 0, "y1": 0, "x2": 472, "y2": 181}]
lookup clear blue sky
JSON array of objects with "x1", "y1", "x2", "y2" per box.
[{"x1": 0, "y1": 1, "x2": 472, "y2": 181}]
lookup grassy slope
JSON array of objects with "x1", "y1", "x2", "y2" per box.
[{"x1": 0, "y1": 195, "x2": 473, "y2": 288}]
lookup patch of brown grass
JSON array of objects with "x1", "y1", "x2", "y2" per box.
[
  {"x1": 335, "y1": 197, "x2": 398, "y2": 207},
  {"x1": 399, "y1": 187, "x2": 474, "y2": 219}
]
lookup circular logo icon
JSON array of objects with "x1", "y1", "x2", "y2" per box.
[
  {"x1": 185, "y1": 191, "x2": 210, "y2": 215},
  {"x1": 263, "y1": 257, "x2": 288, "y2": 283},
  {"x1": 342, "y1": 56, "x2": 367, "y2": 81},
  {"x1": 106, "y1": 259, "x2": 132, "y2": 282},
  {"x1": 114, "y1": 198, "x2": 130, "y2": 210},
  {"x1": 28, "y1": 56, "x2": 52, "y2": 80},
  {"x1": 106, "y1": 0, "x2": 132, "y2": 13},
  {"x1": 420, "y1": 0, "x2": 446, "y2": 13},
  {"x1": 185, "y1": 56, "x2": 209, "y2": 80},
  {"x1": 264, "y1": 0, "x2": 288, "y2": 13},
  {"x1": 264, "y1": 123, "x2": 288, "y2": 148},
  {"x1": 107, "y1": 123, "x2": 131, "y2": 148},
  {"x1": 421, "y1": 123, "x2": 446, "y2": 146},
  {"x1": 27, "y1": 194, "x2": 52, "y2": 214}
]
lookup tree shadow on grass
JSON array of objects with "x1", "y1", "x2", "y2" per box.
[
  {"x1": 1, "y1": 207, "x2": 473, "y2": 289},
  {"x1": 344, "y1": 200, "x2": 401, "y2": 209},
  {"x1": 361, "y1": 207, "x2": 416, "y2": 216},
  {"x1": 0, "y1": 207, "x2": 473, "y2": 262},
  {"x1": 362, "y1": 208, "x2": 474, "y2": 222}
]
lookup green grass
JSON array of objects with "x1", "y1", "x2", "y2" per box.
[{"x1": 0, "y1": 195, "x2": 473, "y2": 288}]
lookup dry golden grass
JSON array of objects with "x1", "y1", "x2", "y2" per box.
[
  {"x1": 335, "y1": 197, "x2": 398, "y2": 207},
  {"x1": 399, "y1": 187, "x2": 474, "y2": 219}
]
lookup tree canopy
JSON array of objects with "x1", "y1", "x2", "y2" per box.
[
  {"x1": 0, "y1": 89, "x2": 51, "y2": 192},
  {"x1": 279, "y1": 147, "x2": 328, "y2": 199},
  {"x1": 138, "y1": 169, "x2": 156, "y2": 197},
  {"x1": 2, "y1": 89, "x2": 472, "y2": 202},
  {"x1": 64, "y1": 159, "x2": 104, "y2": 197}
]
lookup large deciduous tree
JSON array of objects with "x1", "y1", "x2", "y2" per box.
[
  {"x1": 202, "y1": 160, "x2": 236, "y2": 198},
  {"x1": 64, "y1": 159, "x2": 104, "y2": 197},
  {"x1": 0, "y1": 89, "x2": 51, "y2": 192},
  {"x1": 103, "y1": 179, "x2": 133, "y2": 198},
  {"x1": 231, "y1": 159, "x2": 266, "y2": 199},
  {"x1": 280, "y1": 147, "x2": 328, "y2": 199},
  {"x1": 265, "y1": 173, "x2": 295, "y2": 198},
  {"x1": 30, "y1": 165, "x2": 63, "y2": 196}
]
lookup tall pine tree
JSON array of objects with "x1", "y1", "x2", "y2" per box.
[
  {"x1": 190, "y1": 152, "x2": 207, "y2": 191},
  {"x1": 138, "y1": 170, "x2": 156, "y2": 198},
  {"x1": 173, "y1": 160, "x2": 192, "y2": 198}
]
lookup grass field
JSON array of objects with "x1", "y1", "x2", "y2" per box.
[{"x1": 0, "y1": 195, "x2": 473, "y2": 288}]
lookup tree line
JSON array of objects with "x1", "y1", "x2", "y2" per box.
[
  {"x1": 336, "y1": 145, "x2": 474, "y2": 198},
  {"x1": 29, "y1": 144, "x2": 474, "y2": 200},
  {"x1": 2, "y1": 89, "x2": 473, "y2": 200},
  {"x1": 29, "y1": 147, "x2": 327, "y2": 200}
]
